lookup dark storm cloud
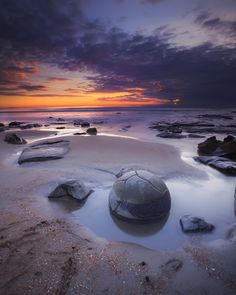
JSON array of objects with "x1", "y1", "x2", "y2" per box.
[
  {"x1": 0, "y1": 0, "x2": 236, "y2": 106},
  {"x1": 17, "y1": 84, "x2": 47, "y2": 91}
]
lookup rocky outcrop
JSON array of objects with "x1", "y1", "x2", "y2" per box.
[
  {"x1": 195, "y1": 136, "x2": 236, "y2": 175},
  {"x1": 48, "y1": 180, "x2": 92, "y2": 201},
  {"x1": 198, "y1": 114, "x2": 233, "y2": 120},
  {"x1": 180, "y1": 215, "x2": 214, "y2": 233},
  {"x1": 18, "y1": 140, "x2": 70, "y2": 164},
  {"x1": 198, "y1": 135, "x2": 236, "y2": 159},
  {"x1": 4, "y1": 133, "x2": 27, "y2": 144}
]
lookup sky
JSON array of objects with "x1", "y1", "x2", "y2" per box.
[{"x1": 0, "y1": 0, "x2": 236, "y2": 108}]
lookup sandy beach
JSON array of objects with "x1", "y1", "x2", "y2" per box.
[{"x1": 0, "y1": 128, "x2": 236, "y2": 295}]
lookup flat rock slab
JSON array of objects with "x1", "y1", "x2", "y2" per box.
[
  {"x1": 48, "y1": 180, "x2": 92, "y2": 201},
  {"x1": 157, "y1": 131, "x2": 186, "y2": 139},
  {"x1": 180, "y1": 215, "x2": 214, "y2": 233},
  {"x1": 194, "y1": 156, "x2": 236, "y2": 175},
  {"x1": 18, "y1": 140, "x2": 70, "y2": 164}
]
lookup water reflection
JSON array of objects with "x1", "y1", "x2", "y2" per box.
[
  {"x1": 48, "y1": 196, "x2": 87, "y2": 213},
  {"x1": 110, "y1": 211, "x2": 169, "y2": 237}
]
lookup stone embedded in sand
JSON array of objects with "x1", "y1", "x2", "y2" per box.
[
  {"x1": 18, "y1": 140, "x2": 70, "y2": 164},
  {"x1": 180, "y1": 215, "x2": 214, "y2": 233},
  {"x1": 109, "y1": 170, "x2": 171, "y2": 223},
  {"x1": 48, "y1": 180, "x2": 92, "y2": 201},
  {"x1": 86, "y1": 128, "x2": 97, "y2": 135},
  {"x1": 4, "y1": 133, "x2": 27, "y2": 144}
]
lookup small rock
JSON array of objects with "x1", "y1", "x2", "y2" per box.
[
  {"x1": 86, "y1": 128, "x2": 97, "y2": 135},
  {"x1": 81, "y1": 122, "x2": 90, "y2": 128},
  {"x1": 73, "y1": 132, "x2": 86, "y2": 135},
  {"x1": 180, "y1": 215, "x2": 214, "y2": 233},
  {"x1": 48, "y1": 180, "x2": 92, "y2": 201},
  {"x1": 4, "y1": 133, "x2": 27, "y2": 144},
  {"x1": 8, "y1": 121, "x2": 25, "y2": 127},
  {"x1": 56, "y1": 127, "x2": 65, "y2": 129}
]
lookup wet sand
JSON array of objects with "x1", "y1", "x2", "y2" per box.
[{"x1": 0, "y1": 130, "x2": 236, "y2": 294}]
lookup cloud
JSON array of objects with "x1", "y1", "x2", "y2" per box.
[
  {"x1": 195, "y1": 12, "x2": 236, "y2": 38},
  {"x1": 17, "y1": 84, "x2": 47, "y2": 91},
  {"x1": 0, "y1": 1, "x2": 235, "y2": 107}
]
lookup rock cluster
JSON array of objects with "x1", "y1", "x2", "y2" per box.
[{"x1": 194, "y1": 135, "x2": 236, "y2": 175}]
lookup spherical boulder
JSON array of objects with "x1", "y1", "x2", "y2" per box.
[{"x1": 109, "y1": 170, "x2": 171, "y2": 223}]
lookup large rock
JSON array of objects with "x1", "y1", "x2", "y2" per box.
[
  {"x1": 48, "y1": 180, "x2": 92, "y2": 201},
  {"x1": 0, "y1": 123, "x2": 4, "y2": 127},
  {"x1": 198, "y1": 136, "x2": 221, "y2": 155},
  {"x1": 180, "y1": 215, "x2": 214, "y2": 233},
  {"x1": 109, "y1": 170, "x2": 171, "y2": 223},
  {"x1": 18, "y1": 140, "x2": 69, "y2": 164},
  {"x1": 4, "y1": 133, "x2": 27, "y2": 144},
  {"x1": 194, "y1": 156, "x2": 236, "y2": 175}
]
